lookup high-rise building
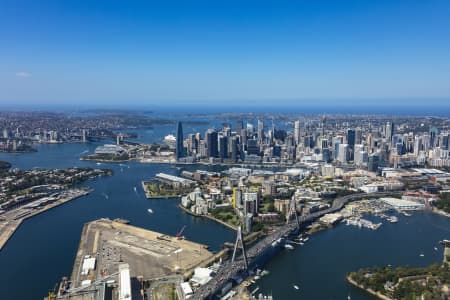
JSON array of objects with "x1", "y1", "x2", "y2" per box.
[
  {"x1": 368, "y1": 154, "x2": 380, "y2": 172},
  {"x1": 219, "y1": 135, "x2": 228, "y2": 160},
  {"x1": 321, "y1": 114, "x2": 326, "y2": 137},
  {"x1": 347, "y1": 129, "x2": 356, "y2": 160},
  {"x1": 229, "y1": 136, "x2": 238, "y2": 162},
  {"x1": 386, "y1": 121, "x2": 394, "y2": 144},
  {"x1": 236, "y1": 119, "x2": 243, "y2": 134},
  {"x1": 257, "y1": 120, "x2": 264, "y2": 144},
  {"x1": 338, "y1": 144, "x2": 349, "y2": 163},
  {"x1": 294, "y1": 121, "x2": 301, "y2": 146},
  {"x1": 176, "y1": 122, "x2": 184, "y2": 160},
  {"x1": 205, "y1": 129, "x2": 219, "y2": 158}
]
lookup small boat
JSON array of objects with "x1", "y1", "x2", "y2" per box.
[
  {"x1": 434, "y1": 247, "x2": 438, "y2": 251},
  {"x1": 347, "y1": 295, "x2": 351, "y2": 300},
  {"x1": 293, "y1": 285, "x2": 299, "y2": 290},
  {"x1": 96, "y1": 162, "x2": 102, "y2": 165},
  {"x1": 133, "y1": 187, "x2": 137, "y2": 192},
  {"x1": 419, "y1": 253, "x2": 424, "y2": 257},
  {"x1": 147, "y1": 208, "x2": 153, "y2": 214},
  {"x1": 284, "y1": 244, "x2": 294, "y2": 250}
]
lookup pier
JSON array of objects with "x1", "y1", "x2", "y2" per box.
[{"x1": 0, "y1": 188, "x2": 91, "y2": 250}]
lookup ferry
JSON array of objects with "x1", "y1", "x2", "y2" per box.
[{"x1": 147, "y1": 208, "x2": 153, "y2": 214}]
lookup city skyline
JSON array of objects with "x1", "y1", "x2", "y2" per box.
[{"x1": 1, "y1": 0, "x2": 450, "y2": 107}]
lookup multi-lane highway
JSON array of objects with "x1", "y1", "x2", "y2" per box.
[{"x1": 191, "y1": 192, "x2": 399, "y2": 299}]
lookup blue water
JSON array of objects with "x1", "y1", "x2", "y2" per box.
[
  {"x1": 0, "y1": 120, "x2": 449, "y2": 299},
  {"x1": 0, "y1": 126, "x2": 235, "y2": 299},
  {"x1": 255, "y1": 212, "x2": 450, "y2": 299}
]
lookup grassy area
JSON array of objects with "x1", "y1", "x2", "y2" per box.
[
  {"x1": 210, "y1": 206, "x2": 241, "y2": 227},
  {"x1": 144, "y1": 182, "x2": 182, "y2": 198}
]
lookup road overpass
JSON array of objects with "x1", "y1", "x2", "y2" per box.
[{"x1": 191, "y1": 191, "x2": 400, "y2": 299}]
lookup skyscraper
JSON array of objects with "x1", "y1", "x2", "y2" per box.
[
  {"x1": 205, "y1": 129, "x2": 219, "y2": 158},
  {"x1": 386, "y1": 121, "x2": 394, "y2": 144},
  {"x1": 176, "y1": 122, "x2": 184, "y2": 160},
  {"x1": 257, "y1": 120, "x2": 264, "y2": 144},
  {"x1": 321, "y1": 114, "x2": 326, "y2": 137},
  {"x1": 347, "y1": 129, "x2": 355, "y2": 160},
  {"x1": 294, "y1": 121, "x2": 301, "y2": 146}
]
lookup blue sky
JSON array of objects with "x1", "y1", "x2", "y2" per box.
[{"x1": 0, "y1": 0, "x2": 450, "y2": 108}]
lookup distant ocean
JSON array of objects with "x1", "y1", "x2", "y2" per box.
[{"x1": 1, "y1": 103, "x2": 449, "y2": 116}]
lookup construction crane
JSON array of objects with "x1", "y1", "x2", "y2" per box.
[{"x1": 176, "y1": 225, "x2": 186, "y2": 239}]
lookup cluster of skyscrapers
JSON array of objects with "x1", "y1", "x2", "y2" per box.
[{"x1": 175, "y1": 117, "x2": 450, "y2": 170}]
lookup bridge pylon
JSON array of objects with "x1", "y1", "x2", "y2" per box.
[
  {"x1": 286, "y1": 195, "x2": 300, "y2": 228},
  {"x1": 231, "y1": 225, "x2": 248, "y2": 270}
]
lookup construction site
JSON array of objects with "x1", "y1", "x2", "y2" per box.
[{"x1": 46, "y1": 218, "x2": 214, "y2": 300}]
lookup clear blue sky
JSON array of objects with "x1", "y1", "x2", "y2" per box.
[{"x1": 1, "y1": 0, "x2": 450, "y2": 108}]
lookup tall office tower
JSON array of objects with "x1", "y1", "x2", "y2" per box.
[
  {"x1": 246, "y1": 123, "x2": 254, "y2": 136},
  {"x1": 218, "y1": 135, "x2": 228, "y2": 160},
  {"x1": 354, "y1": 144, "x2": 365, "y2": 165},
  {"x1": 187, "y1": 134, "x2": 197, "y2": 154},
  {"x1": 257, "y1": 120, "x2": 264, "y2": 144},
  {"x1": 355, "y1": 128, "x2": 362, "y2": 145},
  {"x1": 229, "y1": 136, "x2": 238, "y2": 162},
  {"x1": 294, "y1": 121, "x2": 301, "y2": 146},
  {"x1": 366, "y1": 133, "x2": 373, "y2": 154},
  {"x1": 205, "y1": 129, "x2": 219, "y2": 158},
  {"x1": 240, "y1": 128, "x2": 247, "y2": 146},
  {"x1": 347, "y1": 129, "x2": 356, "y2": 160},
  {"x1": 386, "y1": 121, "x2": 394, "y2": 143},
  {"x1": 322, "y1": 148, "x2": 331, "y2": 163},
  {"x1": 442, "y1": 134, "x2": 449, "y2": 150},
  {"x1": 368, "y1": 154, "x2": 380, "y2": 172},
  {"x1": 338, "y1": 144, "x2": 349, "y2": 163},
  {"x1": 429, "y1": 127, "x2": 439, "y2": 148},
  {"x1": 414, "y1": 136, "x2": 423, "y2": 155},
  {"x1": 198, "y1": 140, "x2": 207, "y2": 158},
  {"x1": 176, "y1": 122, "x2": 184, "y2": 160},
  {"x1": 223, "y1": 123, "x2": 232, "y2": 137},
  {"x1": 321, "y1": 114, "x2": 326, "y2": 137},
  {"x1": 247, "y1": 139, "x2": 260, "y2": 155},
  {"x1": 236, "y1": 119, "x2": 243, "y2": 134},
  {"x1": 333, "y1": 140, "x2": 341, "y2": 160}
]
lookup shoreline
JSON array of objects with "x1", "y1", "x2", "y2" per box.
[
  {"x1": 431, "y1": 207, "x2": 450, "y2": 218},
  {"x1": 346, "y1": 275, "x2": 393, "y2": 300},
  {"x1": 178, "y1": 204, "x2": 238, "y2": 231},
  {"x1": 0, "y1": 189, "x2": 91, "y2": 251}
]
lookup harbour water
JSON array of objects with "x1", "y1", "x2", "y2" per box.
[
  {"x1": 0, "y1": 121, "x2": 449, "y2": 299},
  {"x1": 255, "y1": 212, "x2": 450, "y2": 299},
  {"x1": 0, "y1": 141, "x2": 235, "y2": 300}
]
